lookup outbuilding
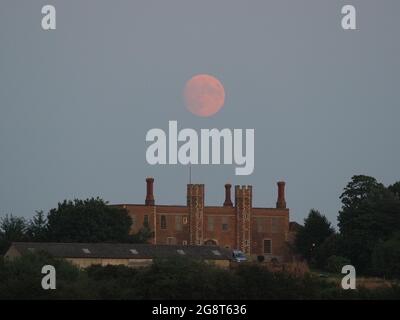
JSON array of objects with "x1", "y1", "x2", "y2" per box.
[{"x1": 4, "y1": 242, "x2": 232, "y2": 269}]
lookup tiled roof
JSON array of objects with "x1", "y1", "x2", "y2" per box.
[{"x1": 8, "y1": 242, "x2": 232, "y2": 260}]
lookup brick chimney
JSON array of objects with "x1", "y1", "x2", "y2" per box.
[
  {"x1": 276, "y1": 181, "x2": 286, "y2": 209},
  {"x1": 223, "y1": 184, "x2": 233, "y2": 207},
  {"x1": 145, "y1": 177, "x2": 155, "y2": 206}
]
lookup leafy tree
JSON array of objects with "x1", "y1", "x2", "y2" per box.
[
  {"x1": 27, "y1": 211, "x2": 48, "y2": 241},
  {"x1": 338, "y1": 175, "x2": 400, "y2": 240},
  {"x1": 0, "y1": 214, "x2": 28, "y2": 254},
  {"x1": 295, "y1": 209, "x2": 334, "y2": 262},
  {"x1": 338, "y1": 175, "x2": 400, "y2": 272},
  {"x1": 371, "y1": 235, "x2": 400, "y2": 279},
  {"x1": 388, "y1": 181, "x2": 400, "y2": 199},
  {"x1": 0, "y1": 214, "x2": 27, "y2": 240},
  {"x1": 314, "y1": 233, "x2": 345, "y2": 269},
  {"x1": 130, "y1": 219, "x2": 154, "y2": 244},
  {"x1": 46, "y1": 198, "x2": 133, "y2": 243}
]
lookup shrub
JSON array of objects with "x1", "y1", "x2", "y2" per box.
[{"x1": 325, "y1": 255, "x2": 352, "y2": 274}]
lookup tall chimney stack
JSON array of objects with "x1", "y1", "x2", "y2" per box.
[
  {"x1": 223, "y1": 184, "x2": 233, "y2": 207},
  {"x1": 276, "y1": 181, "x2": 286, "y2": 209},
  {"x1": 145, "y1": 177, "x2": 155, "y2": 206}
]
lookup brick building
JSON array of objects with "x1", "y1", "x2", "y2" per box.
[{"x1": 115, "y1": 178, "x2": 294, "y2": 261}]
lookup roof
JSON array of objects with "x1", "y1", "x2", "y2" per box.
[
  {"x1": 7, "y1": 242, "x2": 232, "y2": 261},
  {"x1": 114, "y1": 204, "x2": 287, "y2": 215},
  {"x1": 289, "y1": 221, "x2": 303, "y2": 232}
]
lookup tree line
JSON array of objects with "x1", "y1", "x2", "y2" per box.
[{"x1": 0, "y1": 198, "x2": 152, "y2": 254}]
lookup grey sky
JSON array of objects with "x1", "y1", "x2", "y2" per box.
[{"x1": 0, "y1": 1, "x2": 399, "y2": 227}]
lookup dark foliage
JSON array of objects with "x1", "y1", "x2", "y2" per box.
[
  {"x1": 1, "y1": 255, "x2": 399, "y2": 300},
  {"x1": 337, "y1": 175, "x2": 400, "y2": 274},
  {"x1": 0, "y1": 214, "x2": 28, "y2": 254},
  {"x1": 295, "y1": 209, "x2": 334, "y2": 262},
  {"x1": 46, "y1": 198, "x2": 133, "y2": 243},
  {"x1": 1, "y1": 198, "x2": 153, "y2": 250}
]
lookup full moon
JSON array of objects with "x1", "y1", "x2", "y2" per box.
[{"x1": 183, "y1": 74, "x2": 225, "y2": 117}]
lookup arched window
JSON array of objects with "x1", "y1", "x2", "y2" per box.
[{"x1": 204, "y1": 239, "x2": 217, "y2": 246}]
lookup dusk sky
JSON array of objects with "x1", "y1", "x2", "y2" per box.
[{"x1": 0, "y1": 1, "x2": 399, "y2": 226}]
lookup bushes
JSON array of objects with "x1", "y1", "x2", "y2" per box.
[
  {"x1": 1, "y1": 254, "x2": 400, "y2": 299},
  {"x1": 325, "y1": 255, "x2": 352, "y2": 274},
  {"x1": 0, "y1": 252, "x2": 86, "y2": 300}
]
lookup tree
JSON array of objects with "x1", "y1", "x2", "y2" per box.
[
  {"x1": 129, "y1": 219, "x2": 154, "y2": 244},
  {"x1": 371, "y1": 235, "x2": 400, "y2": 279},
  {"x1": 0, "y1": 214, "x2": 28, "y2": 254},
  {"x1": 338, "y1": 175, "x2": 386, "y2": 236},
  {"x1": 295, "y1": 209, "x2": 334, "y2": 262},
  {"x1": 338, "y1": 175, "x2": 400, "y2": 272},
  {"x1": 27, "y1": 211, "x2": 48, "y2": 241},
  {"x1": 388, "y1": 181, "x2": 400, "y2": 199},
  {"x1": 46, "y1": 198, "x2": 133, "y2": 243},
  {"x1": 314, "y1": 233, "x2": 345, "y2": 269}
]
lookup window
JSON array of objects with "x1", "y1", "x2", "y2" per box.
[
  {"x1": 82, "y1": 248, "x2": 91, "y2": 254},
  {"x1": 263, "y1": 239, "x2": 272, "y2": 255},
  {"x1": 222, "y1": 217, "x2": 228, "y2": 231},
  {"x1": 183, "y1": 216, "x2": 188, "y2": 225},
  {"x1": 207, "y1": 217, "x2": 214, "y2": 231},
  {"x1": 130, "y1": 249, "x2": 138, "y2": 255},
  {"x1": 182, "y1": 240, "x2": 188, "y2": 245},
  {"x1": 271, "y1": 217, "x2": 281, "y2": 233},
  {"x1": 131, "y1": 214, "x2": 137, "y2": 227},
  {"x1": 175, "y1": 216, "x2": 182, "y2": 231},
  {"x1": 144, "y1": 215, "x2": 149, "y2": 226},
  {"x1": 204, "y1": 239, "x2": 217, "y2": 246},
  {"x1": 161, "y1": 215, "x2": 167, "y2": 229}
]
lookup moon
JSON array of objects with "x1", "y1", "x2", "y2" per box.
[{"x1": 183, "y1": 74, "x2": 225, "y2": 117}]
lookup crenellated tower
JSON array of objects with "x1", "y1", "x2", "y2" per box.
[
  {"x1": 187, "y1": 184, "x2": 205, "y2": 245},
  {"x1": 235, "y1": 185, "x2": 252, "y2": 254}
]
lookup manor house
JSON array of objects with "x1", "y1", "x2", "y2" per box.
[{"x1": 114, "y1": 178, "x2": 296, "y2": 261}]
